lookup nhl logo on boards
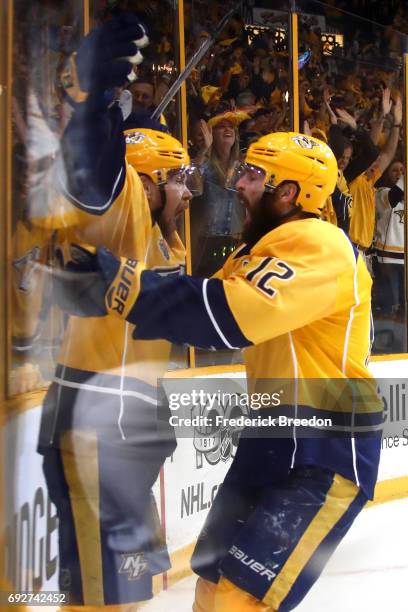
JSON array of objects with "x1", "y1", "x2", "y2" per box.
[
  {"x1": 291, "y1": 135, "x2": 319, "y2": 149},
  {"x1": 119, "y1": 552, "x2": 148, "y2": 580}
]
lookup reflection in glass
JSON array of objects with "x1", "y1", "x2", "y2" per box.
[
  {"x1": 10, "y1": 1, "x2": 83, "y2": 396},
  {"x1": 7, "y1": 0, "x2": 191, "y2": 603}
]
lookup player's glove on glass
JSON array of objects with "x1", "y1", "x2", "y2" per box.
[{"x1": 73, "y1": 13, "x2": 148, "y2": 109}]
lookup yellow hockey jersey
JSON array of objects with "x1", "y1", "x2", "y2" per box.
[
  {"x1": 56, "y1": 221, "x2": 185, "y2": 384},
  {"x1": 111, "y1": 218, "x2": 382, "y2": 496},
  {"x1": 39, "y1": 165, "x2": 184, "y2": 449}
]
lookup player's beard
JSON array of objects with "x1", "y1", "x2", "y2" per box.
[{"x1": 242, "y1": 190, "x2": 286, "y2": 248}]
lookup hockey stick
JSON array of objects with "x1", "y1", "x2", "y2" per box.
[{"x1": 150, "y1": 1, "x2": 243, "y2": 120}]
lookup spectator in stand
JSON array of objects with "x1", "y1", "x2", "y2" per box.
[
  {"x1": 374, "y1": 173, "x2": 405, "y2": 322},
  {"x1": 348, "y1": 94, "x2": 402, "y2": 261},
  {"x1": 251, "y1": 56, "x2": 278, "y2": 104},
  {"x1": 125, "y1": 76, "x2": 168, "y2": 129},
  {"x1": 250, "y1": 108, "x2": 274, "y2": 135},
  {"x1": 325, "y1": 101, "x2": 378, "y2": 235},
  {"x1": 190, "y1": 110, "x2": 246, "y2": 277},
  {"x1": 235, "y1": 90, "x2": 257, "y2": 110},
  {"x1": 375, "y1": 158, "x2": 404, "y2": 190},
  {"x1": 238, "y1": 117, "x2": 260, "y2": 155},
  {"x1": 189, "y1": 117, "x2": 213, "y2": 165},
  {"x1": 128, "y1": 77, "x2": 155, "y2": 113}
]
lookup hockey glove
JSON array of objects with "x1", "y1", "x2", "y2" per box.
[
  {"x1": 52, "y1": 247, "x2": 116, "y2": 317},
  {"x1": 52, "y1": 247, "x2": 145, "y2": 319},
  {"x1": 66, "y1": 13, "x2": 148, "y2": 109}
]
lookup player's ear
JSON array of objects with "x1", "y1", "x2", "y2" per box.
[
  {"x1": 279, "y1": 181, "x2": 299, "y2": 205},
  {"x1": 139, "y1": 174, "x2": 155, "y2": 205}
]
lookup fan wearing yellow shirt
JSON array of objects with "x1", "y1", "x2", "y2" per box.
[
  {"x1": 346, "y1": 96, "x2": 402, "y2": 253},
  {"x1": 59, "y1": 132, "x2": 382, "y2": 611}
]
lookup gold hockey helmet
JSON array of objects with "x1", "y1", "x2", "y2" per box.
[
  {"x1": 243, "y1": 132, "x2": 338, "y2": 215},
  {"x1": 124, "y1": 128, "x2": 190, "y2": 184}
]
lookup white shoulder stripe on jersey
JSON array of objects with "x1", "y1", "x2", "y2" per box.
[
  {"x1": 202, "y1": 278, "x2": 240, "y2": 350},
  {"x1": 342, "y1": 241, "x2": 360, "y2": 374},
  {"x1": 342, "y1": 235, "x2": 361, "y2": 488},
  {"x1": 57, "y1": 164, "x2": 124, "y2": 212},
  {"x1": 289, "y1": 331, "x2": 299, "y2": 469},
  {"x1": 118, "y1": 321, "x2": 131, "y2": 440},
  {"x1": 53, "y1": 375, "x2": 158, "y2": 405}
]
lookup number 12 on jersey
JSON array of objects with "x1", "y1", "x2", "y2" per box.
[{"x1": 244, "y1": 256, "x2": 295, "y2": 298}]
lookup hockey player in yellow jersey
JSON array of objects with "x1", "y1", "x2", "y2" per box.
[
  {"x1": 37, "y1": 13, "x2": 197, "y2": 610},
  {"x1": 51, "y1": 128, "x2": 191, "y2": 388},
  {"x1": 38, "y1": 131, "x2": 192, "y2": 607},
  {"x1": 61, "y1": 131, "x2": 382, "y2": 611}
]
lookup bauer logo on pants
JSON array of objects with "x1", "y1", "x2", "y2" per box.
[{"x1": 229, "y1": 545, "x2": 276, "y2": 582}]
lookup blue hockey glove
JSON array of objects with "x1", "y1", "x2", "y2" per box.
[
  {"x1": 69, "y1": 13, "x2": 148, "y2": 108},
  {"x1": 52, "y1": 247, "x2": 121, "y2": 317}
]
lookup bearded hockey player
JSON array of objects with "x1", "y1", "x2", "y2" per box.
[
  {"x1": 37, "y1": 14, "x2": 195, "y2": 609},
  {"x1": 59, "y1": 129, "x2": 383, "y2": 611}
]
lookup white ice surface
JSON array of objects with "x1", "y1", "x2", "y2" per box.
[{"x1": 142, "y1": 498, "x2": 408, "y2": 611}]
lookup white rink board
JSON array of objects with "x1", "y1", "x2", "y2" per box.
[
  {"x1": 163, "y1": 437, "x2": 231, "y2": 553},
  {"x1": 368, "y1": 360, "x2": 408, "y2": 479},
  {"x1": 3, "y1": 407, "x2": 59, "y2": 592}
]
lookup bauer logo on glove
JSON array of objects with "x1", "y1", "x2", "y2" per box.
[
  {"x1": 105, "y1": 257, "x2": 140, "y2": 317},
  {"x1": 52, "y1": 246, "x2": 144, "y2": 320}
]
